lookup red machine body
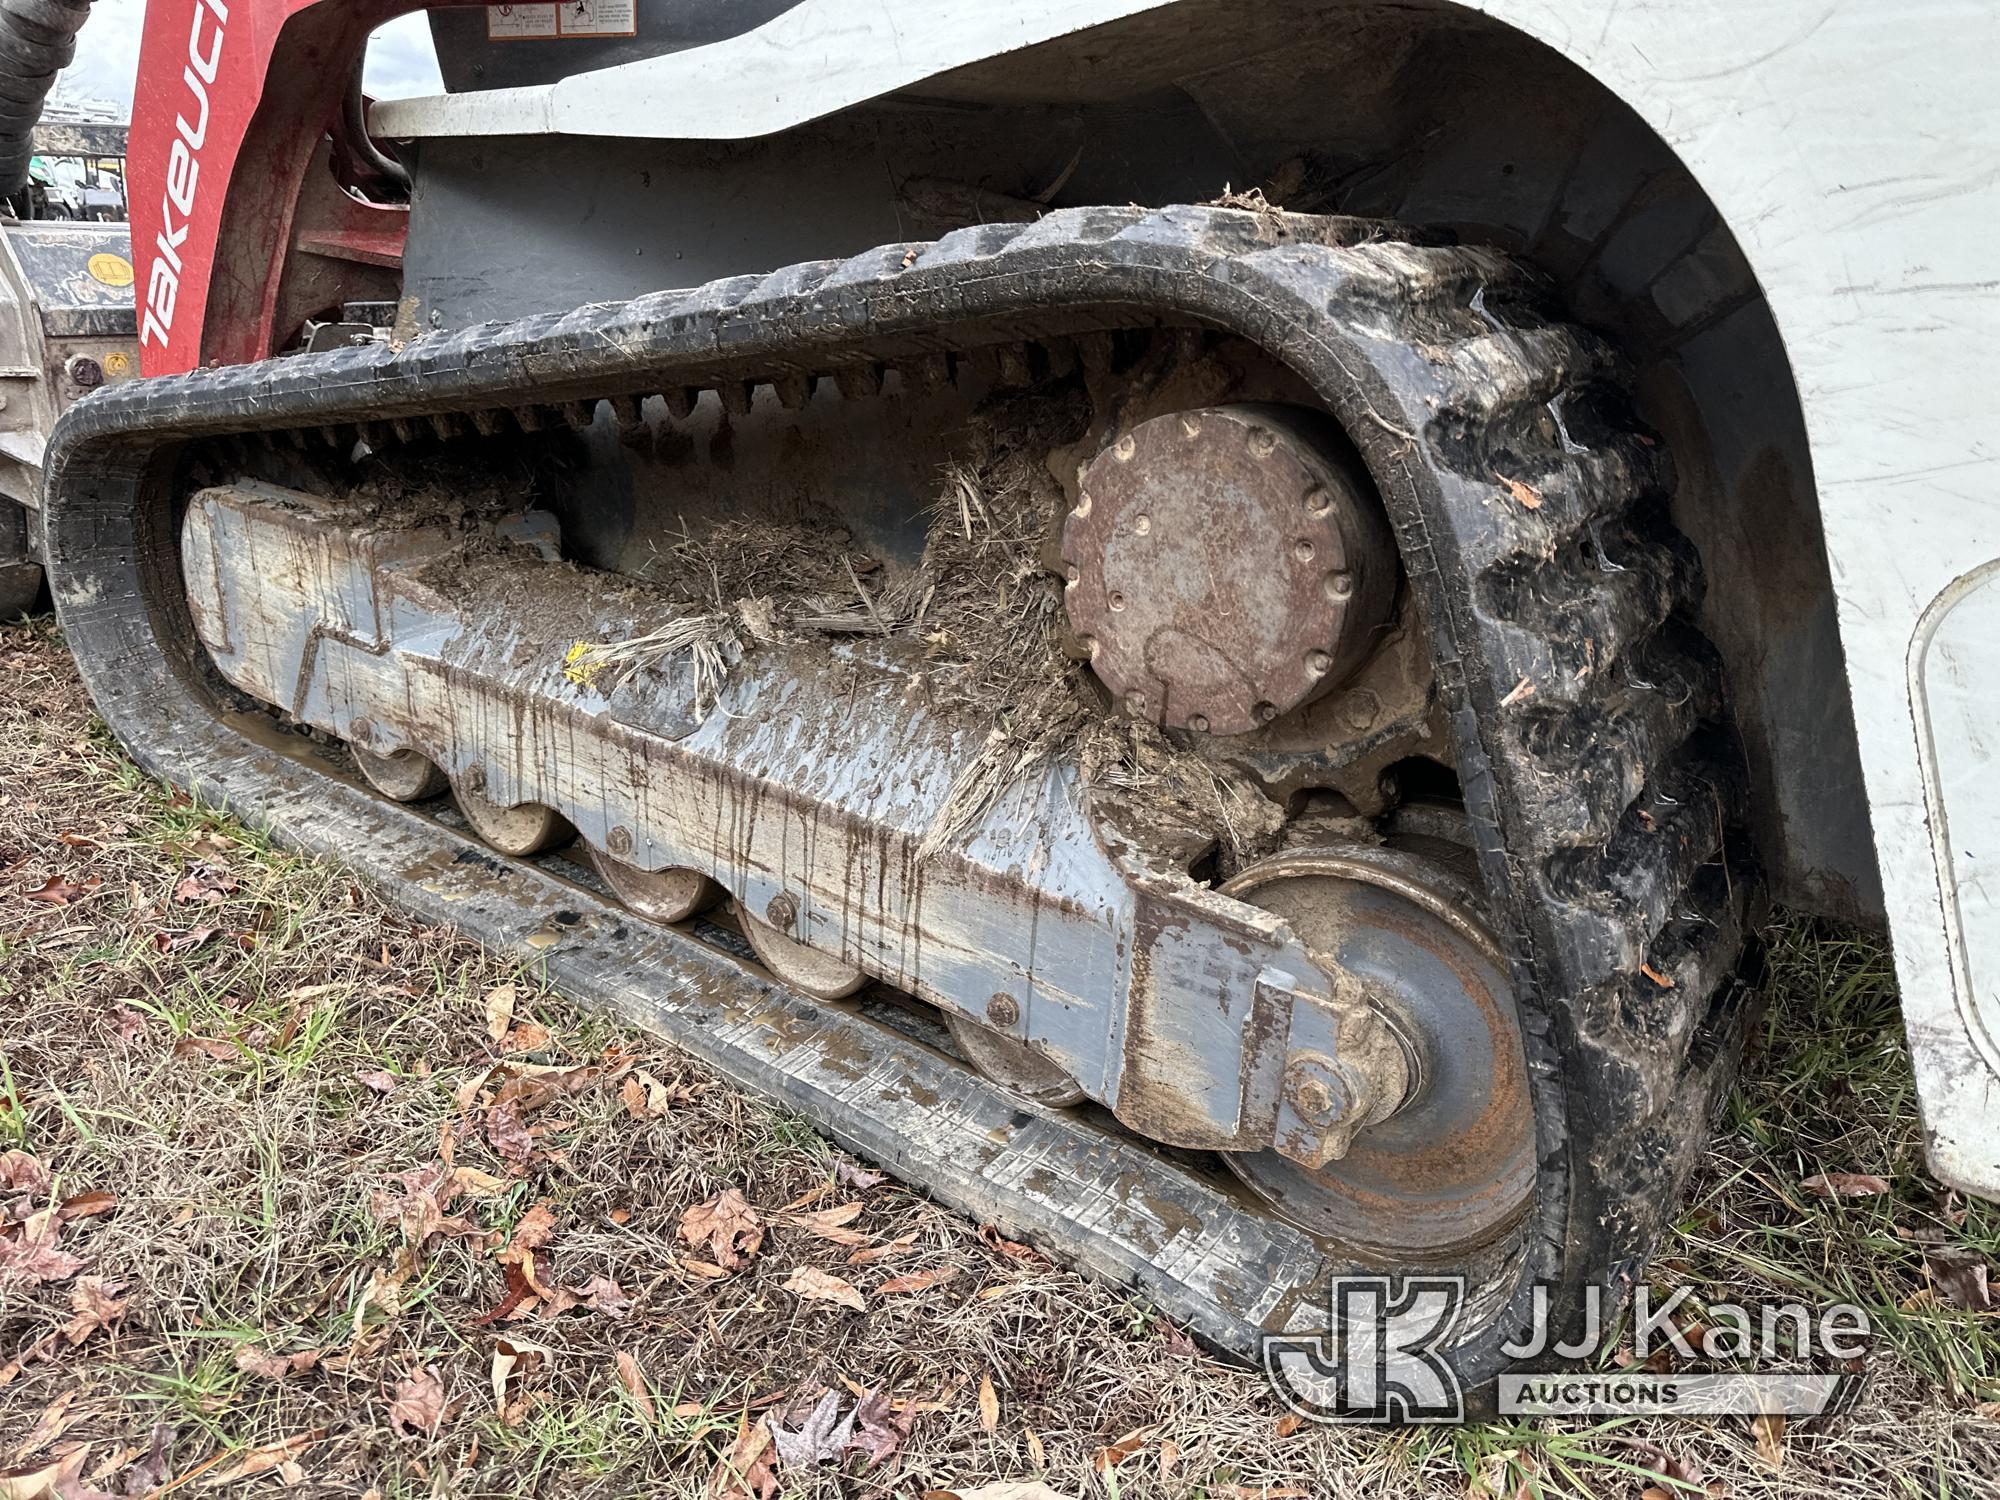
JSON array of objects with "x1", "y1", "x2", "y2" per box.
[{"x1": 130, "y1": 0, "x2": 460, "y2": 374}]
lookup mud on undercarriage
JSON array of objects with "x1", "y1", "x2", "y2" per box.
[{"x1": 43, "y1": 204, "x2": 1761, "y2": 1398}]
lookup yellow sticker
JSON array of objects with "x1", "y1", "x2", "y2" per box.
[
  {"x1": 87, "y1": 252, "x2": 134, "y2": 287},
  {"x1": 103, "y1": 350, "x2": 132, "y2": 377}
]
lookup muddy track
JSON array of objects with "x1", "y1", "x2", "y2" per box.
[{"x1": 42, "y1": 204, "x2": 1760, "y2": 1392}]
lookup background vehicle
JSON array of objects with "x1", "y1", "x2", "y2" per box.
[
  {"x1": 21, "y1": 116, "x2": 131, "y2": 222},
  {"x1": 0, "y1": 94, "x2": 136, "y2": 615},
  {"x1": 37, "y1": 0, "x2": 1998, "y2": 1397}
]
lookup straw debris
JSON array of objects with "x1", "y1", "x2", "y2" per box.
[{"x1": 565, "y1": 391, "x2": 1285, "y2": 867}]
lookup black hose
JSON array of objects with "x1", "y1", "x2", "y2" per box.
[
  {"x1": 344, "y1": 58, "x2": 411, "y2": 196},
  {"x1": 0, "y1": 0, "x2": 92, "y2": 199}
]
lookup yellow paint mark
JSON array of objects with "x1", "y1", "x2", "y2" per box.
[
  {"x1": 102, "y1": 350, "x2": 132, "y2": 378},
  {"x1": 87, "y1": 252, "x2": 134, "y2": 288}
]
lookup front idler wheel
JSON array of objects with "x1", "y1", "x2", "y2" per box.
[{"x1": 1220, "y1": 843, "x2": 1536, "y2": 1259}]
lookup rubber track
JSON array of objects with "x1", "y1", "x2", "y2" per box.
[{"x1": 43, "y1": 205, "x2": 1760, "y2": 1385}]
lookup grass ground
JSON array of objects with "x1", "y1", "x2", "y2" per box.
[{"x1": 1, "y1": 614, "x2": 1995, "y2": 1498}]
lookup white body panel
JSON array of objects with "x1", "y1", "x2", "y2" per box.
[{"x1": 375, "y1": 0, "x2": 2000, "y2": 1195}]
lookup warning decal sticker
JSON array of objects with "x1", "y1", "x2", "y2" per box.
[{"x1": 487, "y1": 1, "x2": 637, "y2": 41}]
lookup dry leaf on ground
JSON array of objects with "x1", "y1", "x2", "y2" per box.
[
  {"x1": 59, "y1": 1278, "x2": 126, "y2": 1345},
  {"x1": 680, "y1": 1189, "x2": 765, "y2": 1271},
  {"x1": 877, "y1": 1266, "x2": 958, "y2": 1296},
  {"x1": 203, "y1": 1430, "x2": 324, "y2": 1486},
  {"x1": 490, "y1": 1337, "x2": 549, "y2": 1417},
  {"x1": 1800, "y1": 1172, "x2": 1892, "y2": 1199},
  {"x1": 498, "y1": 1201, "x2": 558, "y2": 1267},
  {"x1": 846, "y1": 1388, "x2": 917, "y2": 1468},
  {"x1": 575, "y1": 1273, "x2": 631, "y2": 1318},
  {"x1": 0, "y1": 1450, "x2": 87, "y2": 1500},
  {"x1": 118, "y1": 1424, "x2": 173, "y2": 1495},
  {"x1": 1752, "y1": 1412, "x2": 1786, "y2": 1468},
  {"x1": 782, "y1": 1266, "x2": 864, "y2": 1311},
  {"x1": 233, "y1": 1343, "x2": 319, "y2": 1383},
  {"x1": 484, "y1": 1100, "x2": 536, "y2": 1168},
  {"x1": 1925, "y1": 1248, "x2": 1993, "y2": 1310},
  {"x1": 977, "y1": 1372, "x2": 999, "y2": 1433},
  {"x1": 614, "y1": 1351, "x2": 655, "y2": 1421},
  {"x1": 770, "y1": 1390, "x2": 856, "y2": 1468},
  {"x1": 54, "y1": 1191, "x2": 116, "y2": 1223},
  {"x1": 10, "y1": 1388, "x2": 80, "y2": 1463},
  {"x1": 484, "y1": 983, "x2": 516, "y2": 1043},
  {"x1": 0, "y1": 1210, "x2": 85, "y2": 1286},
  {"x1": 369, "y1": 1162, "x2": 478, "y2": 1246},
  {"x1": 709, "y1": 1416, "x2": 779, "y2": 1500},
  {"x1": 778, "y1": 1201, "x2": 865, "y2": 1244},
  {"x1": 172, "y1": 864, "x2": 236, "y2": 904},
  {"x1": 1092, "y1": 1429, "x2": 1150, "y2": 1473},
  {"x1": 848, "y1": 1232, "x2": 918, "y2": 1266},
  {"x1": 387, "y1": 1366, "x2": 449, "y2": 1437},
  {"x1": 977, "y1": 1224, "x2": 1042, "y2": 1262},
  {"x1": 24, "y1": 875, "x2": 88, "y2": 905}
]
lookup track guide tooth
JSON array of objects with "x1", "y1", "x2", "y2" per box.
[
  {"x1": 903, "y1": 352, "x2": 952, "y2": 393},
  {"x1": 1077, "y1": 331, "x2": 1116, "y2": 379},
  {"x1": 772, "y1": 374, "x2": 813, "y2": 411},
  {"x1": 833, "y1": 364, "x2": 882, "y2": 401},
  {"x1": 995, "y1": 344, "x2": 1033, "y2": 387},
  {"x1": 721, "y1": 380, "x2": 755, "y2": 417},
  {"x1": 663, "y1": 387, "x2": 697, "y2": 421},
  {"x1": 469, "y1": 409, "x2": 505, "y2": 438}
]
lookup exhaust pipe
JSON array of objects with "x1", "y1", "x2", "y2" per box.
[{"x1": 0, "y1": 0, "x2": 93, "y2": 199}]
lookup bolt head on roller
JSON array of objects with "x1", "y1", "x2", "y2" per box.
[{"x1": 1062, "y1": 404, "x2": 1397, "y2": 735}]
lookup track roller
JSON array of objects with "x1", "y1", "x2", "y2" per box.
[
  {"x1": 946, "y1": 1015, "x2": 1087, "y2": 1108},
  {"x1": 589, "y1": 848, "x2": 722, "y2": 924},
  {"x1": 451, "y1": 777, "x2": 575, "y2": 857},
  {"x1": 737, "y1": 901, "x2": 866, "y2": 1000},
  {"x1": 351, "y1": 745, "x2": 448, "y2": 802}
]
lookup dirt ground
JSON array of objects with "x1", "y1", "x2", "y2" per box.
[{"x1": 1, "y1": 615, "x2": 1996, "y2": 1498}]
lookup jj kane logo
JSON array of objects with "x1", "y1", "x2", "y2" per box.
[{"x1": 1264, "y1": 1278, "x2": 1871, "y2": 1424}]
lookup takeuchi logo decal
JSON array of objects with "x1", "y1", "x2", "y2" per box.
[{"x1": 140, "y1": 0, "x2": 228, "y2": 352}]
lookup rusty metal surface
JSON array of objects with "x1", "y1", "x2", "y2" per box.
[
  {"x1": 1219, "y1": 844, "x2": 1537, "y2": 1258},
  {"x1": 1062, "y1": 404, "x2": 1396, "y2": 736}
]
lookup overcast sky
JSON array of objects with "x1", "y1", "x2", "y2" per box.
[{"x1": 58, "y1": 0, "x2": 444, "y2": 116}]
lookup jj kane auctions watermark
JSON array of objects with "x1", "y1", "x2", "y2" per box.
[{"x1": 1262, "y1": 1277, "x2": 1871, "y2": 1423}]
